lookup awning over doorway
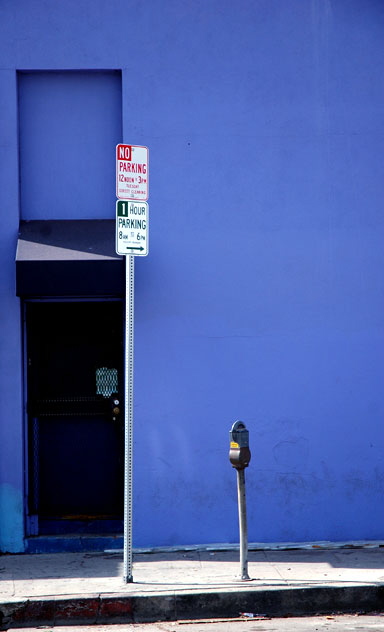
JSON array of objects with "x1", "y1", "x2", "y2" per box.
[{"x1": 16, "y1": 220, "x2": 125, "y2": 297}]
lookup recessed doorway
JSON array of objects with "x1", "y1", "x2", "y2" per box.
[{"x1": 26, "y1": 300, "x2": 124, "y2": 536}]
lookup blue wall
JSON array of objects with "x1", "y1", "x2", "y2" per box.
[
  {"x1": 0, "y1": 70, "x2": 24, "y2": 552},
  {"x1": 0, "y1": 0, "x2": 383, "y2": 551},
  {"x1": 18, "y1": 71, "x2": 122, "y2": 220}
]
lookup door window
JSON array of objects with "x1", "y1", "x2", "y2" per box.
[{"x1": 96, "y1": 367, "x2": 118, "y2": 397}]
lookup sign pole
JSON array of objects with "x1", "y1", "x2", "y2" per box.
[
  {"x1": 116, "y1": 143, "x2": 149, "y2": 583},
  {"x1": 123, "y1": 254, "x2": 135, "y2": 583}
]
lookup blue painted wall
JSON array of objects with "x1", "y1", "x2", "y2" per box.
[
  {"x1": 0, "y1": 70, "x2": 24, "y2": 552},
  {"x1": 0, "y1": 0, "x2": 383, "y2": 551},
  {"x1": 18, "y1": 71, "x2": 122, "y2": 220}
]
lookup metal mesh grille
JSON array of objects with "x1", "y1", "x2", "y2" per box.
[{"x1": 96, "y1": 367, "x2": 118, "y2": 397}]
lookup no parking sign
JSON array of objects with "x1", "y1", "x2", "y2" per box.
[{"x1": 116, "y1": 144, "x2": 149, "y2": 201}]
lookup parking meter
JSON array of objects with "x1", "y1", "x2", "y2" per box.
[
  {"x1": 229, "y1": 420, "x2": 252, "y2": 580},
  {"x1": 229, "y1": 420, "x2": 251, "y2": 470}
]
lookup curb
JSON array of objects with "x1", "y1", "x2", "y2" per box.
[{"x1": 1, "y1": 584, "x2": 383, "y2": 629}]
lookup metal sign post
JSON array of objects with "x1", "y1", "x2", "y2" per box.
[
  {"x1": 116, "y1": 143, "x2": 149, "y2": 584},
  {"x1": 123, "y1": 254, "x2": 135, "y2": 583}
]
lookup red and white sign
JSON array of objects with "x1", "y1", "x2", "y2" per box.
[{"x1": 116, "y1": 144, "x2": 149, "y2": 201}]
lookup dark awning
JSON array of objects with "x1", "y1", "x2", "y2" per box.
[{"x1": 16, "y1": 220, "x2": 125, "y2": 297}]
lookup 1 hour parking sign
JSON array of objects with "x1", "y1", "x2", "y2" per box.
[
  {"x1": 116, "y1": 199, "x2": 149, "y2": 256},
  {"x1": 116, "y1": 144, "x2": 149, "y2": 200}
]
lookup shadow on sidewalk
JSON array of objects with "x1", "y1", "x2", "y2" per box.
[{"x1": 1, "y1": 547, "x2": 383, "y2": 584}]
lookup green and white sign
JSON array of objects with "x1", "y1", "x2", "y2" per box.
[{"x1": 116, "y1": 200, "x2": 149, "y2": 256}]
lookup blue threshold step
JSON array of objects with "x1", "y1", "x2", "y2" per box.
[{"x1": 26, "y1": 534, "x2": 124, "y2": 554}]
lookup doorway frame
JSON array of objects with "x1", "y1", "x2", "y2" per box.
[{"x1": 22, "y1": 295, "x2": 125, "y2": 537}]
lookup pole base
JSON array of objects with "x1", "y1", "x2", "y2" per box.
[
  {"x1": 124, "y1": 575, "x2": 134, "y2": 583},
  {"x1": 235, "y1": 574, "x2": 254, "y2": 582}
]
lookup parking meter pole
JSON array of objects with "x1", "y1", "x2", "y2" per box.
[
  {"x1": 123, "y1": 255, "x2": 134, "y2": 583},
  {"x1": 237, "y1": 468, "x2": 250, "y2": 581}
]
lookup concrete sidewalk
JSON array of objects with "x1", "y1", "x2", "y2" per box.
[{"x1": 0, "y1": 544, "x2": 383, "y2": 628}]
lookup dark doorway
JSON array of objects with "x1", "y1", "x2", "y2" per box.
[{"x1": 26, "y1": 301, "x2": 124, "y2": 535}]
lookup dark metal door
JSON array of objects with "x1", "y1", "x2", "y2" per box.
[{"x1": 26, "y1": 301, "x2": 124, "y2": 535}]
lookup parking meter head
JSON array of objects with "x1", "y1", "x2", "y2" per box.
[{"x1": 229, "y1": 420, "x2": 251, "y2": 470}]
